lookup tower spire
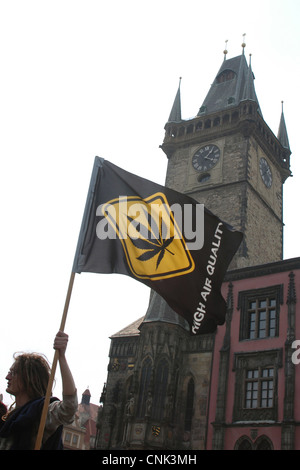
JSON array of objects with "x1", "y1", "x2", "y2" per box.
[
  {"x1": 240, "y1": 53, "x2": 262, "y2": 116},
  {"x1": 167, "y1": 77, "x2": 182, "y2": 123},
  {"x1": 241, "y1": 55, "x2": 254, "y2": 100},
  {"x1": 277, "y1": 101, "x2": 290, "y2": 150},
  {"x1": 223, "y1": 39, "x2": 228, "y2": 61},
  {"x1": 241, "y1": 33, "x2": 246, "y2": 55}
]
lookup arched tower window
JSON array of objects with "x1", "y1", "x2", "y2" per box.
[
  {"x1": 152, "y1": 359, "x2": 169, "y2": 420},
  {"x1": 196, "y1": 120, "x2": 203, "y2": 130},
  {"x1": 184, "y1": 377, "x2": 195, "y2": 431},
  {"x1": 216, "y1": 69, "x2": 236, "y2": 83},
  {"x1": 137, "y1": 357, "x2": 152, "y2": 417}
]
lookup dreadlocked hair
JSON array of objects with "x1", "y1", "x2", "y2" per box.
[{"x1": 13, "y1": 352, "x2": 51, "y2": 400}]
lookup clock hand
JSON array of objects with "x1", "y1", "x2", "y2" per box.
[
  {"x1": 204, "y1": 155, "x2": 215, "y2": 161},
  {"x1": 204, "y1": 147, "x2": 216, "y2": 160},
  {"x1": 262, "y1": 169, "x2": 271, "y2": 177}
]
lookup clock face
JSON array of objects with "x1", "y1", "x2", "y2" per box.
[
  {"x1": 192, "y1": 144, "x2": 221, "y2": 172},
  {"x1": 259, "y1": 157, "x2": 272, "y2": 188}
]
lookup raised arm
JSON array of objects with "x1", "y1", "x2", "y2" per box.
[{"x1": 53, "y1": 331, "x2": 76, "y2": 396}]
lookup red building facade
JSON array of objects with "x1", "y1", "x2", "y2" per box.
[{"x1": 207, "y1": 257, "x2": 300, "y2": 449}]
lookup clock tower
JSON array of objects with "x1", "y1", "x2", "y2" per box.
[{"x1": 161, "y1": 51, "x2": 291, "y2": 269}]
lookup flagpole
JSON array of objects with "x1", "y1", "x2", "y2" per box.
[
  {"x1": 33, "y1": 157, "x2": 102, "y2": 450},
  {"x1": 34, "y1": 271, "x2": 76, "y2": 450}
]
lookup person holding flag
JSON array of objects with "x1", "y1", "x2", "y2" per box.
[{"x1": 0, "y1": 331, "x2": 77, "y2": 450}]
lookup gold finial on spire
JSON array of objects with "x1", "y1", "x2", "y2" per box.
[
  {"x1": 223, "y1": 39, "x2": 228, "y2": 60},
  {"x1": 242, "y1": 33, "x2": 246, "y2": 54}
]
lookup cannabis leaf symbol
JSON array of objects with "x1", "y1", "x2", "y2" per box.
[{"x1": 127, "y1": 204, "x2": 174, "y2": 270}]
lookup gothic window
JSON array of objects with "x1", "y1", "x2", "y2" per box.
[
  {"x1": 245, "y1": 367, "x2": 274, "y2": 409},
  {"x1": 137, "y1": 357, "x2": 152, "y2": 417},
  {"x1": 223, "y1": 114, "x2": 230, "y2": 125},
  {"x1": 178, "y1": 126, "x2": 185, "y2": 137},
  {"x1": 235, "y1": 436, "x2": 253, "y2": 450},
  {"x1": 255, "y1": 436, "x2": 273, "y2": 450},
  {"x1": 238, "y1": 285, "x2": 283, "y2": 341},
  {"x1": 152, "y1": 359, "x2": 169, "y2": 420},
  {"x1": 233, "y1": 349, "x2": 281, "y2": 422},
  {"x1": 170, "y1": 127, "x2": 177, "y2": 138},
  {"x1": 234, "y1": 435, "x2": 273, "y2": 450},
  {"x1": 231, "y1": 110, "x2": 239, "y2": 121},
  {"x1": 184, "y1": 377, "x2": 195, "y2": 431},
  {"x1": 248, "y1": 298, "x2": 277, "y2": 339},
  {"x1": 111, "y1": 380, "x2": 120, "y2": 404}
]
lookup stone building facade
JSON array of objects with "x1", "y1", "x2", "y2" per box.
[
  {"x1": 97, "y1": 314, "x2": 214, "y2": 449},
  {"x1": 95, "y1": 48, "x2": 295, "y2": 450}
]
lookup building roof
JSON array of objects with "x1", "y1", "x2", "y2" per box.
[
  {"x1": 197, "y1": 54, "x2": 262, "y2": 116},
  {"x1": 110, "y1": 291, "x2": 190, "y2": 337},
  {"x1": 166, "y1": 52, "x2": 290, "y2": 158},
  {"x1": 110, "y1": 316, "x2": 145, "y2": 338}
]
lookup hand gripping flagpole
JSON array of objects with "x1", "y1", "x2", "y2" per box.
[{"x1": 34, "y1": 157, "x2": 103, "y2": 450}]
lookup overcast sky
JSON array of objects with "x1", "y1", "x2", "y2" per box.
[{"x1": 1, "y1": 0, "x2": 300, "y2": 407}]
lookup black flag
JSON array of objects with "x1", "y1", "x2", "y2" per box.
[{"x1": 72, "y1": 157, "x2": 243, "y2": 334}]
